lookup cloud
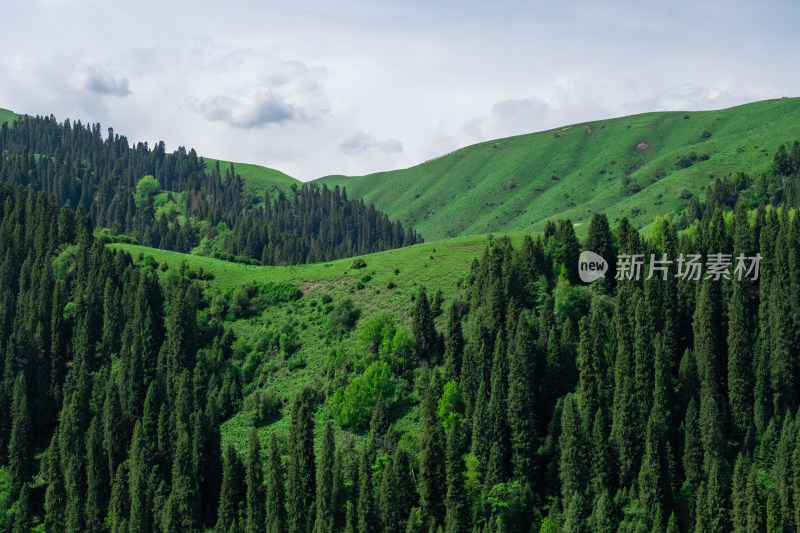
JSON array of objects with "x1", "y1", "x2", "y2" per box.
[
  {"x1": 190, "y1": 88, "x2": 302, "y2": 129},
  {"x1": 339, "y1": 131, "x2": 404, "y2": 156},
  {"x1": 624, "y1": 83, "x2": 763, "y2": 112},
  {"x1": 71, "y1": 62, "x2": 131, "y2": 97},
  {"x1": 491, "y1": 97, "x2": 548, "y2": 124}
]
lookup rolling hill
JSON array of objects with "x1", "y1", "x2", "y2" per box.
[{"x1": 316, "y1": 98, "x2": 800, "y2": 240}]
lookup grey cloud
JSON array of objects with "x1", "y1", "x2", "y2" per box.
[
  {"x1": 191, "y1": 89, "x2": 301, "y2": 129},
  {"x1": 72, "y1": 62, "x2": 131, "y2": 97},
  {"x1": 340, "y1": 131, "x2": 404, "y2": 156},
  {"x1": 491, "y1": 97, "x2": 547, "y2": 124},
  {"x1": 625, "y1": 83, "x2": 758, "y2": 112}
]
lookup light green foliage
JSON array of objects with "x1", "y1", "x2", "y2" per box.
[
  {"x1": 134, "y1": 175, "x2": 161, "y2": 207},
  {"x1": 359, "y1": 312, "x2": 396, "y2": 352},
  {"x1": 437, "y1": 381, "x2": 464, "y2": 434},
  {"x1": 331, "y1": 361, "x2": 395, "y2": 429}
]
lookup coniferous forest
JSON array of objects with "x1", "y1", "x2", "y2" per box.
[{"x1": 3, "y1": 111, "x2": 800, "y2": 533}]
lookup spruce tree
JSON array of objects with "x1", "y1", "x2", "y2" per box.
[
  {"x1": 245, "y1": 428, "x2": 266, "y2": 533},
  {"x1": 443, "y1": 302, "x2": 464, "y2": 382},
  {"x1": 314, "y1": 421, "x2": 335, "y2": 533},
  {"x1": 413, "y1": 288, "x2": 438, "y2": 363},
  {"x1": 7, "y1": 372, "x2": 31, "y2": 498},
  {"x1": 559, "y1": 393, "x2": 587, "y2": 516},
  {"x1": 109, "y1": 464, "x2": 130, "y2": 533},
  {"x1": 418, "y1": 375, "x2": 445, "y2": 528},
  {"x1": 507, "y1": 312, "x2": 537, "y2": 484},
  {"x1": 357, "y1": 439, "x2": 377, "y2": 533},
  {"x1": 444, "y1": 422, "x2": 468, "y2": 533},
  {"x1": 85, "y1": 415, "x2": 110, "y2": 532},
  {"x1": 265, "y1": 434, "x2": 286, "y2": 533},
  {"x1": 11, "y1": 482, "x2": 31, "y2": 533},
  {"x1": 217, "y1": 443, "x2": 245, "y2": 533},
  {"x1": 288, "y1": 387, "x2": 317, "y2": 533}
]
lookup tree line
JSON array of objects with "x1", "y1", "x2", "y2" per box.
[{"x1": 0, "y1": 114, "x2": 420, "y2": 266}]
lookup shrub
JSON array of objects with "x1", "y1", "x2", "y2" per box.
[
  {"x1": 331, "y1": 361, "x2": 394, "y2": 429},
  {"x1": 678, "y1": 188, "x2": 693, "y2": 200},
  {"x1": 351, "y1": 258, "x2": 367, "y2": 269},
  {"x1": 701, "y1": 129, "x2": 712, "y2": 138},
  {"x1": 328, "y1": 297, "x2": 361, "y2": 335}
]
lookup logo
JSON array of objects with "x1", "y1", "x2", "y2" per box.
[{"x1": 578, "y1": 251, "x2": 608, "y2": 283}]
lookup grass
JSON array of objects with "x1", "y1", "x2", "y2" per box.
[
  {"x1": 315, "y1": 98, "x2": 800, "y2": 240},
  {"x1": 110, "y1": 232, "x2": 516, "y2": 452},
  {"x1": 201, "y1": 157, "x2": 300, "y2": 204},
  {"x1": 0, "y1": 108, "x2": 21, "y2": 127}
]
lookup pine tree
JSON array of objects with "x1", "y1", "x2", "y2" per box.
[
  {"x1": 444, "y1": 424, "x2": 468, "y2": 533},
  {"x1": 245, "y1": 428, "x2": 266, "y2": 533},
  {"x1": 314, "y1": 421, "x2": 335, "y2": 533},
  {"x1": 419, "y1": 375, "x2": 445, "y2": 528},
  {"x1": 109, "y1": 464, "x2": 130, "y2": 533},
  {"x1": 11, "y1": 482, "x2": 31, "y2": 533},
  {"x1": 507, "y1": 312, "x2": 537, "y2": 484},
  {"x1": 731, "y1": 453, "x2": 750, "y2": 533},
  {"x1": 85, "y1": 415, "x2": 110, "y2": 532},
  {"x1": 443, "y1": 303, "x2": 464, "y2": 382},
  {"x1": 7, "y1": 372, "x2": 31, "y2": 498},
  {"x1": 413, "y1": 288, "x2": 438, "y2": 363},
  {"x1": 266, "y1": 434, "x2": 286, "y2": 533},
  {"x1": 44, "y1": 431, "x2": 67, "y2": 533},
  {"x1": 217, "y1": 443, "x2": 245, "y2": 533},
  {"x1": 559, "y1": 393, "x2": 587, "y2": 516},
  {"x1": 357, "y1": 439, "x2": 377, "y2": 533},
  {"x1": 288, "y1": 387, "x2": 317, "y2": 533}
]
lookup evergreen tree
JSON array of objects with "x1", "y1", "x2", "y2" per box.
[
  {"x1": 443, "y1": 303, "x2": 464, "y2": 382},
  {"x1": 507, "y1": 312, "x2": 537, "y2": 484},
  {"x1": 245, "y1": 428, "x2": 266, "y2": 533},
  {"x1": 11, "y1": 482, "x2": 31, "y2": 533},
  {"x1": 413, "y1": 288, "x2": 438, "y2": 363},
  {"x1": 357, "y1": 439, "x2": 377, "y2": 533},
  {"x1": 419, "y1": 375, "x2": 445, "y2": 528},
  {"x1": 559, "y1": 393, "x2": 587, "y2": 517},
  {"x1": 288, "y1": 387, "x2": 317, "y2": 533},
  {"x1": 85, "y1": 415, "x2": 110, "y2": 532},
  {"x1": 265, "y1": 434, "x2": 286, "y2": 533},
  {"x1": 444, "y1": 424, "x2": 468, "y2": 533},
  {"x1": 217, "y1": 443, "x2": 245, "y2": 533},
  {"x1": 7, "y1": 372, "x2": 31, "y2": 498},
  {"x1": 109, "y1": 464, "x2": 130, "y2": 533},
  {"x1": 314, "y1": 421, "x2": 335, "y2": 533}
]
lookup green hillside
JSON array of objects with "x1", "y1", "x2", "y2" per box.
[
  {"x1": 202, "y1": 157, "x2": 301, "y2": 203},
  {"x1": 0, "y1": 108, "x2": 20, "y2": 126},
  {"x1": 316, "y1": 98, "x2": 800, "y2": 240}
]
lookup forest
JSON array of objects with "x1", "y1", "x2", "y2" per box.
[{"x1": 2, "y1": 111, "x2": 800, "y2": 532}]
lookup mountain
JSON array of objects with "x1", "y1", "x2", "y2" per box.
[{"x1": 316, "y1": 97, "x2": 800, "y2": 240}]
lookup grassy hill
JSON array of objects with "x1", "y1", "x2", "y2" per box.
[
  {"x1": 109, "y1": 233, "x2": 505, "y2": 448},
  {"x1": 0, "y1": 108, "x2": 21, "y2": 126},
  {"x1": 201, "y1": 157, "x2": 301, "y2": 203},
  {"x1": 316, "y1": 98, "x2": 800, "y2": 240}
]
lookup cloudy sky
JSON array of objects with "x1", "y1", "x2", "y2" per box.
[{"x1": 1, "y1": 0, "x2": 798, "y2": 181}]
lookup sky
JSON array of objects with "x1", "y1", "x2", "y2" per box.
[{"x1": 1, "y1": 0, "x2": 798, "y2": 181}]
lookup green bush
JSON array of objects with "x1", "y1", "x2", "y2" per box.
[
  {"x1": 331, "y1": 361, "x2": 394, "y2": 429},
  {"x1": 351, "y1": 258, "x2": 367, "y2": 269}
]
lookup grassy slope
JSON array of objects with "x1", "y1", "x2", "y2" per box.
[
  {"x1": 316, "y1": 98, "x2": 800, "y2": 240},
  {"x1": 0, "y1": 108, "x2": 21, "y2": 126},
  {"x1": 110, "y1": 234, "x2": 512, "y2": 448},
  {"x1": 201, "y1": 157, "x2": 301, "y2": 202}
]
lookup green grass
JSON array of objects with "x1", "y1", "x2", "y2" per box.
[
  {"x1": 316, "y1": 98, "x2": 800, "y2": 240},
  {"x1": 110, "y1": 233, "x2": 512, "y2": 451},
  {"x1": 201, "y1": 157, "x2": 301, "y2": 204},
  {"x1": 0, "y1": 108, "x2": 21, "y2": 126}
]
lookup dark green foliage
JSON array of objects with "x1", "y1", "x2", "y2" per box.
[
  {"x1": 217, "y1": 443, "x2": 245, "y2": 533},
  {"x1": 444, "y1": 425, "x2": 468, "y2": 533},
  {"x1": 288, "y1": 387, "x2": 317, "y2": 533},
  {"x1": 357, "y1": 440, "x2": 377, "y2": 533},
  {"x1": 419, "y1": 375, "x2": 446, "y2": 528},
  {"x1": 314, "y1": 422, "x2": 335, "y2": 533},
  {"x1": 266, "y1": 434, "x2": 287, "y2": 533},
  {"x1": 413, "y1": 288, "x2": 439, "y2": 363}
]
